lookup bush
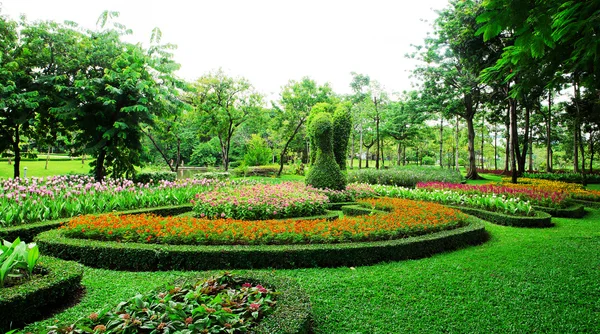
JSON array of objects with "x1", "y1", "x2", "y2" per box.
[
  {"x1": 522, "y1": 171, "x2": 600, "y2": 184},
  {"x1": 421, "y1": 156, "x2": 435, "y2": 166},
  {"x1": 194, "y1": 171, "x2": 231, "y2": 180},
  {"x1": 244, "y1": 134, "x2": 272, "y2": 166},
  {"x1": 305, "y1": 113, "x2": 346, "y2": 190},
  {"x1": 348, "y1": 166, "x2": 463, "y2": 187},
  {"x1": 0, "y1": 237, "x2": 40, "y2": 287},
  {"x1": 190, "y1": 137, "x2": 221, "y2": 167},
  {"x1": 36, "y1": 217, "x2": 486, "y2": 270},
  {"x1": 533, "y1": 204, "x2": 587, "y2": 218},
  {"x1": 0, "y1": 256, "x2": 83, "y2": 332},
  {"x1": 446, "y1": 206, "x2": 552, "y2": 227},
  {"x1": 133, "y1": 171, "x2": 176, "y2": 184}
]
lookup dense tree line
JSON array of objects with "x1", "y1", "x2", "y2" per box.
[{"x1": 1, "y1": 3, "x2": 598, "y2": 181}]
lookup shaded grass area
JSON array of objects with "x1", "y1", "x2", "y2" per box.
[
  {"x1": 0, "y1": 160, "x2": 89, "y2": 179},
  {"x1": 24, "y1": 209, "x2": 600, "y2": 333}
]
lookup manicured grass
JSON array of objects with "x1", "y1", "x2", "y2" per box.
[
  {"x1": 0, "y1": 160, "x2": 90, "y2": 179},
  {"x1": 467, "y1": 173, "x2": 502, "y2": 184},
  {"x1": 233, "y1": 174, "x2": 305, "y2": 183},
  {"x1": 23, "y1": 208, "x2": 600, "y2": 333}
]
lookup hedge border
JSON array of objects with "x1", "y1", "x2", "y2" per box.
[
  {"x1": 0, "y1": 205, "x2": 193, "y2": 242},
  {"x1": 35, "y1": 217, "x2": 487, "y2": 271},
  {"x1": 446, "y1": 205, "x2": 553, "y2": 227},
  {"x1": 325, "y1": 201, "x2": 357, "y2": 210},
  {"x1": 533, "y1": 204, "x2": 587, "y2": 218},
  {"x1": 0, "y1": 256, "x2": 83, "y2": 332},
  {"x1": 571, "y1": 199, "x2": 600, "y2": 209},
  {"x1": 341, "y1": 205, "x2": 387, "y2": 216}
]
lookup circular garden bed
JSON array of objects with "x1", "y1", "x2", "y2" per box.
[{"x1": 35, "y1": 198, "x2": 488, "y2": 270}]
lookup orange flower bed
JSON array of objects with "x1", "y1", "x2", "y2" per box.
[{"x1": 61, "y1": 198, "x2": 469, "y2": 245}]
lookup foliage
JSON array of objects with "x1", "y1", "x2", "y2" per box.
[
  {"x1": 372, "y1": 185, "x2": 534, "y2": 216},
  {"x1": 132, "y1": 171, "x2": 176, "y2": 185},
  {"x1": 0, "y1": 237, "x2": 39, "y2": 287},
  {"x1": 48, "y1": 272, "x2": 276, "y2": 334},
  {"x1": 192, "y1": 182, "x2": 328, "y2": 220},
  {"x1": 305, "y1": 113, "x2": 346, "y2": 190},
  {"x1": 243, "y1": 134, "x2": 272, "y2": 166},
  {"x1": 317, "y1": 183, "x2": 378, "y2": 203},
  {"x1": 190, "y1": 137, "x2": 222, "y2": 167},
  {"x1": 0, "y1": 175, "x2": 221, "y2": 226},
  {"x1": 522, "y1": 172, "x2": 600, "y2": 184},
  {"x1": 348, "y1": 166, "x2": 463, "y2": 187}
]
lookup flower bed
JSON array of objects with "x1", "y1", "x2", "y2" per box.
[
  {"x1": 48, "y1": 272, "x2": 282, "y2": 334},
  {"x1": 0, "y1": 175, "x2": 222, "y2": 227},
  {"x1": 417, "y1": 181, "x2": 568, "y2": 208},
  {"x1": 317, "y1": 183, "x2": 378, "y2": 203},
  {"x1": 373, "y1": 185, "x2": 534, "y2": 216},
  {"x1": 63, "y1": 198, "x2": 468, "y2": 245},
  {"x1": 502, "y1": 178, "x2": 600, "y2": 203},
  {"x1": 192, "y1": 182, "x2": 329, "y2": 220}
]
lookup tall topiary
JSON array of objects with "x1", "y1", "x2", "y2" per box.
[
  {"x1": 332, "y1": 102, "x2": 352, "y2": 171},
  {"x1": 305, "y1": 113, "x2": 347, "y2": 190}
]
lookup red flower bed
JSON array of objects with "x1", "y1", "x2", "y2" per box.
[{"x1": 61, "y1": 198, "x2": 468, "y2": 245}]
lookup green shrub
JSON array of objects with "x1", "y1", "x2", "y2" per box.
[
  {"x1": 305, "y1": 113, "x2": 346, "y2": 190},
  {"x1": 133, "y1": 171, "x2": 176, "y2": 184},
  {"x1": 447, "y1": 206, "x2": 552, "y2": 227},
  {"x1": 522, "y1": 172, "x2": 600, "y2": 184},
  {"x1": 190, "y1": 137, "x2": 222, "y2": 167},
  {"x1": 349, "y1": 166, "x2": 463, "y2": 187},
  {"x1": 244, "y1": 134, "x2": 273, "y2": 166},
  {"x1": 421, "y1": 156, "x2": 435, "y2": 165},
  {"x1": 35, "y1": 218, "x2": 486, "y2": 270},
  {"x1": 332, "y1": 103, "x2": 352, "y2": 171},
  {"x1": 194, "y1": 171, "x2": 231, "y2": 180},
  {"x1": 0, "y1": 256, "x2": 83, "y2": 332}
]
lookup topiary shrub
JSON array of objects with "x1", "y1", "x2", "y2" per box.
[
  {"x1": 305, "y1": 113, "x2": 346, "y2": 190},
  {"x1": 333, "y1": 103, "x2": 352, "y2": 171}
]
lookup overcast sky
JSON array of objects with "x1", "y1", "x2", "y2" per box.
[{"x1": 2, "y1": 0, "x2": 449, "y2": 99}]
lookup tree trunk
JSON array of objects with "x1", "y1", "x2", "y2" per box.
[
  {"x1": 397, "y1": 142, "x2": 401, "y2": 166},
  {"x1": 480, "y1": 115, "x2": 485, "y2": 169},
  {"x1": 143, "y1": 130, "x2": 176, "y2": 172},
  {"x1": 528, "y1": 135, "x2": 533, "y2": 172},
  {"x1": 277, "y1": 120, "x2": 305, "y2": 177},
  {"x1": 45, "y1": 146, "x2": 51, "y2": 170},
  {"x1": 546, "y1": 91, "x2": 553, "y2": 172},
  {"x1": 455, "y1": 114, "x2": 460, "y2": 172},
  {"x1": 350, "y1": 133, "x2": 355, "y2": 169},
  {"x1": 516, "y1": 106, "x2": 530, "y2": 175},
  {"x1": 365, "y1": 147, "x2": 370, "y2": 168},
  {"x1": 375, "y1": 112, "x2": 380, "y2": 170},
  {"x1": 494, "y1": 124, "x2": 498, "y2": 170},
  {"x1": 509, "y1": 98, "x2": 518, "y2": 183},
  {"x1": 403, "y1": 145, "x2": 406, "y2": 166},
  {"x1": 573, "y1": 124, "x2": 579, "y2": 173},
  {"x1": 439, "y1": 116, "x2": 444, "y2": 168},
  {"x1": 503, "y1": 106, "x2": 510, "y2": 174},
  {"x1": 589, "y1": 135, "x2": 594, "y2": 173},
  {"x1": 13, "y1": 126, "x2": 20, "y2": 179},
  {"x1": 380, "y1": 137, "x2": 385, "y2": 168},
  {"x1": 95, "y1": 148, "x2": 106, "y2": 181},
  {"x1": 464, "y1": 115, "x2": 482, "y2": 180},
  {"x1": 359, "y1": 126, "x2": 363, "y2": 169},
  {"x1": 573, "y1": 81, "x2": 586, "y2": 185}
]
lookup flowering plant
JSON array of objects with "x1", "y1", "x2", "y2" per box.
[{"x1": 192, "y1": 182, "x2": 329, "y2": 220}]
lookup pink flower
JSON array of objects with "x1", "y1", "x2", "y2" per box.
[
  {"x1": 249, "y1": 303, "x2": 260, "y2": 311},
  {"x1": 242, "y1": 282, "x2": 252, "y2": 288}
]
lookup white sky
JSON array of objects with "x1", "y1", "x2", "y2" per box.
[{"x1": 1, "y1": 0, "x2": 449, "y2": 99}]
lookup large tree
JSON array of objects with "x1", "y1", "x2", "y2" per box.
[{"x1": 189, "y1": 69, "x2": 263, "y2": 172}]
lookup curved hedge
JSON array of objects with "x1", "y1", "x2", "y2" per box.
[
  {"x1": 0, "y1": 256, "x2": 83, "y2": 332},
  {"x1": 447, "y1": 206, "x2": 553, "y2": 227},
  {"x1": 533, "y1": 204, "x2": 587, "y2": 218},
  {"x1": 35, "y1": 217, "x2": 487, "y2": 271},
  {"x1": 0, "y1": 205, "x2": 193, "y2": 242},
  {"x1": 572, "y1": 199, "x2": 600, "y2": 209}
]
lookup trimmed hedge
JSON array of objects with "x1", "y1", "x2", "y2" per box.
[
  {"x1": 447, "y1": 206, "x2": 553, "y2": 228},
  {"x1": 325, "y1": 201, "x2": 357, "y2": 210},
  {"x1": 35, "y1": 217, "x2": 487, "y2": 271},
  {"x1": 533, "y1": 204, "x2": 587, "y2": 218},
  {"x1": 341, "y1": 205, "x2": 387, "y2": 217},
  {"x1": 0, "y1": 256, "x2": 83, "y2": 332},
  {"x1": 0, "y1": 205, "x2": 193, "y2": 242},
  {"x1": 572, "y1": 199, "x2": 600, "y2": 209}
]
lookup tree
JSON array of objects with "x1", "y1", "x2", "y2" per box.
[
  {"x1": 189, "y1": 69, "x2": 263, "y2": 172},
  {"x1": 414, "y1": 0, "x2": 501, "y2": 179},
  {"x1": 273, "y1": 78, "x2": 333, "y2": 176}
]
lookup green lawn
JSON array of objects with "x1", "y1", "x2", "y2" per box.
[
  {"x1": 0, "y1": 160, "x2": 90, "y2": 179},
  {"x1": 23, "y1": 209, "x2": 600, "y2": 333}
]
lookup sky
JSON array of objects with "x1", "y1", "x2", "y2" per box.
[{"x1": 1, "y1": 0, "x2": 449, "y2": 99}]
